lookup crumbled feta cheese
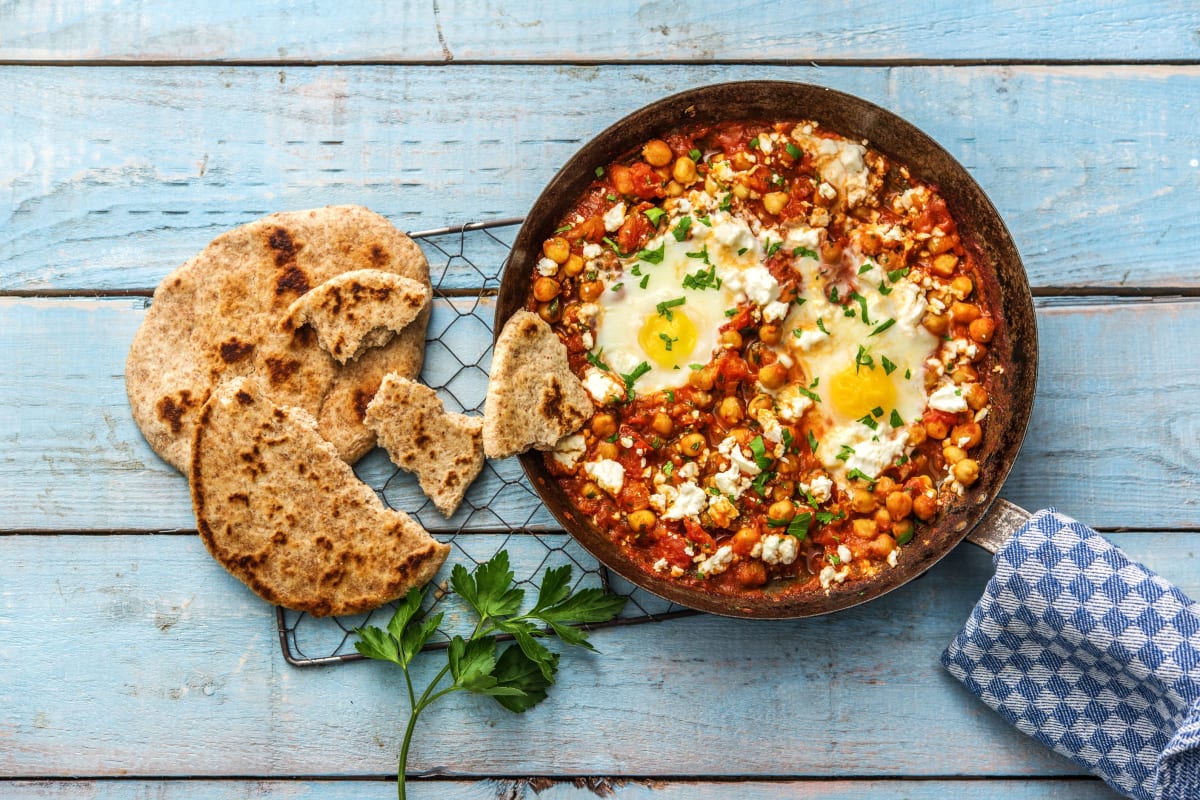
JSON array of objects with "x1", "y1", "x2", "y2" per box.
[
  {"x1": 582, "y1": 242, "x2": 603, "y2": 259},
  {"x1": 818, "y1": 182, "x2": 838, "y2": 202},
  {"x1": 928, "y1": 383, "x2": 969, "y2": 413},
  {"x1": 757, "y1": 135, "x2": 774, "y2": 154},
  {"x1": 677, "y1": 460, "x2": 699, "y2": 480},
  {"x1": 891, "y1": 281, "x2": 928, "y2": 329},
  {"x1": 740, "y1": 265, "x2": 780, "y2": 307},
  {"x1": 719, "y1": 435, "x2": 761, "y2": 476},
  {"x1": 663, "y1": 482, "x2": 707, "y2": 521},
  {"x1": 819, "y1": 563, "x2": 850, "y2": 589},
  {"x1": 583, "y1": 459, "x2": 624, "y2": 495},
  {"x1": 583, "y1": 368, "x2": 625, "y2": 405},
  {"x1": 792, "y1": 328, "x2": 827, "y2": 352},
  {"x1": 763, "y1": 300, "x2": 789, "y2": 322},
  {"x1": 551, "y1": 433, "x2": 586, "y2": 468},
  {"x1": 581, "y1": 331, "x2": 594, "y2": 350},
  {"x1": 577, "y1": 302, "x2": 600, "y2": 326},
  {"x1": 804, "y1": 474, "x2": 833, "y2": 503},
  {"x1": 776, "y1": 383, "x2": 814, "y2": 422},
  {"x1": 603, "y1": 202, "x2": 627, "y2": 232},
  {"x1": 712, "y1": 220, "x2": 755, "y2": 251},
  {"x1": 842, "y1": 427, "x2": 909, "y2": 479},
  {"x1": 714, "y1": 463, "x2": 750, "y2": 498},
  {"x1": 837, "y1": 544, "x2": 852, "y2": 565},
  {"x1": 785, "y1": 225, "x2": 822, "y2": 252},
  {"x1": 653, "y1": 557, "x2": 670, "y2": 573},
  {"x1": 761, "y1": 534, "x2": 798, "y2": 565},
  {"x1": 698, "y1": 545, "x2": 734, "y2": 577},
  {"x1": 887, "y1": 549, "x2": 899, "y2": 567},
  {"x1": 537, "y1": 257, "x2": 559, "y2": 276}
]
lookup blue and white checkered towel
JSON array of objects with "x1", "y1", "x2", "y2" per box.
[{"x1": 943, "y1": 509, "x2": 1200, "y2": 800}]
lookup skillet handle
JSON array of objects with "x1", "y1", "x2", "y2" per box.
[{"x1": 965, "y1": 498, "x2": 1033, "y2": 554}]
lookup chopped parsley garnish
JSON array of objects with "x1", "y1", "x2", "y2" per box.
[
  {"x1": 595, "y1": 166, "x2": 605, "y2": 178},
  {"x1": 688, "y1": 363, "x2": 704, "y2": 370},
  {"x1": 637, "y1": 242, "x2": 666, "y2": 264},
  {"x1": 872, "y1": 406, "x2": 884, "y2": 417},
  {"x1": 890, "y1": 409, "x2": 904, "y2": 427},
  {"x1": 737, "y1": 247, "x2": 748, "y2": 256},
  {"x1": 606, "y1": 193, "x2": 619, "y2": 202},
  {"x1": 807, "y1": 430, "x2": 819, "y2": 453},
  {"x1": 816, "y1": 510, "x2": 845, "y2": 525},
  {"x1": 643, "y1": 207, "x2": 666, "y2": 225},
  {"x1": 792, "y1": 246, "x2": 819, "y2": 260},
  {"x1": 849, "y1": 291, "x2": 870, "y2": 324},
  {"x1": 606, "y1": 433, "x2": 619, "y2": 443},
  {"x1": 829, "y1": 286, "x2": 839, "y2": 302},
  {"x1": 878, "y1": 280, "x2": 893, "y2": 296},
  {"x1": 836, "y1": 444, "x2": 855, "y2": 462},
  {"x1": 858, "y1": 414, "x2": 879, "y2": 431},
  {"x1": 787, "y1": 512, "x2": 812, "y2": 540},
  {"x1": 619, "y1": 362, "x2": 651, "y2": 397},
  {"x1": 688, "y1": 148, "x2": 702, "y2": 162},
  {"x1": 656, "y1": 297, "x2": 686, "y2": 320},
  {"x1": 887, "y1": 266, "x2": 911, "y2": 282},
  {"x1": 630, "y1": 264, "x2": 642, "y2": 276},
  {"x1": 697, "y1": 214, "x2": 712, "y2": 227},
  {"x1": 639, "y1": 274, "x2": 650, "y2": 289},
  {"x1": 724, "y1": 308, "x2": 737, "y2": 317},
  {"x1": 749, "y1": 136, "x2": 760, "y2": 149},
  {"x1": 602, "y1": 236, "x2": 632, "y2": 258},
  {"x1": 847, "y1": 468, "x2": 876, "y2": 487},
  {"x1": 749, "y1": 436, "x2": 773, "y2": 471},
  {"x1": 816, "y1": 318, "x2": 830, "y2": 335},
  {"x1": 881, "y1": 355, "x2": 898, "y2": 375},
  {"x1": 685, "y1": 243, "x2": 711, "y2": 263},
  {"x1": 585, "y1": 350, "x2": 611, "y2": 371},
  {"x1": 870, "y1": 318, "x2": 896, "y2": 337},
  {"x1": 766, "y1": 239, "x2": 783, "y2": 257},
  {"x1": 750, "y1": 471, "x2": 772, "y2": 496},
  {"x1": 781, "y1": 429, "x2": 794, "y2": 451},
  {"x1": 858, "y1": 262, "x2": 874, "y2": 275},
  {"x1": 785, "y1": 142, "x2": 802, "y2": 160},
  {"x1": 658, "y1": 332, "x2": 677, "y2": 351},
  {"x1": 896, "y1": 526, "x2": 914, "y2": 546},
  {"x1": 662, "y1": 461, "x2": 674, "y2": 477},
  {"x1": 673, "y1": 215, "x2": 693, "y2": 241},
  {"x1": 797, "y1": 385, "x2": 822, "y2": 403},
  {"x1": 854, "y1": 345, "x2": 875, "y2": 372},
  {"x1": 665, "y1": 389, "x2": 675, "y2": 402},
  {"x1": 682, "y1": 264, "x2": 721, "y2": 291},
  {"x1": 719, "y1": 193, "x2": 733, "y2": 211},
  {"x1": 554, "y1": 223, "x2": 572, "y2": 234},
  {"x1": 905, "y1": 368, "x2": 912, "y2": 380},
  {"x1": 826, "y1": 553, "x2": 841, "y2": 566},
  {"x1": 610, "y1": 283, "x2": 623, "y2": 292}
]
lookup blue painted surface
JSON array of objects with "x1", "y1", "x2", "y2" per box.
[{"x1": 1, "y1": 2, "x2": 1196, "y2": 797}]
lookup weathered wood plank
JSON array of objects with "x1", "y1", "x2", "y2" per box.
[
  {"x1": 1, "y1": 0, "x2": 1196, "y2": 63},
  {"x1": 3, "y1": 65, "x2": 1200, "y2": 290},
  {"x1": 2, "y1": 295, "x2": 1197, "y2": 532},
  {"x1": 0, "y1": 529, "x2": 1187, "y2": 780},
  {"x1": 0, "y1": 777, "x2": 1123, "y2": 799}
]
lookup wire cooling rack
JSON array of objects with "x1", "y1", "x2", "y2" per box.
[{"x1": 276, "y1": 218, "x2": 695, "y2": 666}]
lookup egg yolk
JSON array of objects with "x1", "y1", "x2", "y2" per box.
[
  {"x1": 829, "y1": 362, "x2": 897, "y2": 422},
  {"x1": 638, "y1": 310, "x2": 698, "y2": 369}
]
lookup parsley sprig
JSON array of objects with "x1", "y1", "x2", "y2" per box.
[{"x1": 356, "y1": 551, "x2": 626, "y2": 800}]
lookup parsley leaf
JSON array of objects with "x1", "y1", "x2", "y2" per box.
[
  {"x1": 637, "y1": 242, "x2": 666, "y2": 264},
  {"x1": 673, "y1": 215, "x2": 693, "y2": 241},
  {"x1": 890, "y1": 409, "x2": 904, "y2": 427},
  {"x1": 792, "y1": 246, "x2": 819, "y2": 260},
  {"x1": 787, "y1": 512, "x2": 812, "y2": 540},
  {"x1": 870, "y1": 318, "x2": 896, "y2": 337},
  {"x1": 644, "y1": 207, "x2": 666, "y2": 225},
  {"x1": 881, "y1": 355, "x2": 897, "y2": 375},
  {"x1": 807, "y1": 430, "x2": 820, "y2": 453},
  {"x1": 656, "y1": 297, "x2": 686, "y2": 320},
  {"x1": 785, "y1": 142, "x2": 802, "y2": 160}
]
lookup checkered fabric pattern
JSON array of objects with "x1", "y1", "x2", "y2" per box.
[{"x1": 942, "y1": 508, "x2": 1200, "y2": 800}]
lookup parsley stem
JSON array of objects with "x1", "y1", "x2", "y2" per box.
[{"x1": 398, "y1": 662, "x2": 454, "y2": 800}]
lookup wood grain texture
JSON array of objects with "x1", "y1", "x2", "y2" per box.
[
  {"x1": 2, "y1": 295, "x2": 1197, "y2": 532},
  {"x1": 3, "y1": 65, "x2": 1200, "y2": 291},
  {"x1": 1, "y1": 529, "x2": 1187, "y2": 782},
  {"x1": 0, "y1": 777, "x2": 1124, "y2": 799},
  {"x1": 1, "y1": 0, "x2": 1197, "y2": 63}
]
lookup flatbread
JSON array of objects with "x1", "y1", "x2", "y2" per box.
[
  {"x1": 191, "y1": 376, "x2": 450, "y2": 616},
  {"x1": 126, "y1": 205, "x2": 430, "y2": 473},
  {"x1": 281, "y1": 269, "x2": 431, "y2": 364},
  {"x1": 364, "y1": 374, "x2": 484, "y2": 518},
  {"x1": 482, "y1": 310, "x2": 593, "y2": 458}
]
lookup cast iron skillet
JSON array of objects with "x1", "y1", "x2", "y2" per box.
[{"x1": 495, "y1": 81, "x2": 1037, "y2": 618}]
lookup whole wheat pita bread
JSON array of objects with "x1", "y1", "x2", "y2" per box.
[
  {"x1": 126, "y1": 205, "x2": 430, "y2": 473},
  {"x1": 364, "y1": 374, "x2": 484, "y2": 518},
  {"x1": 281, "y1": 269, "x2": 431, "y2": 364},
  {"x1": 191, "y1": 376, "x2": 450, "y2": 617},
  {"x1": 482, "y1": 310, "x2": 593, "y2": 459}
]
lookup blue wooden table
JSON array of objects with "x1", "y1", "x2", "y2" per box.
[{"x1": 4, "y1": 3, "x2": 1199, "y2": 797}]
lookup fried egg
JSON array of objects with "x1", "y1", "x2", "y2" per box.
[
  {"x1": 782, "y1": 249, "x2": 938, "y2": 479},
  {"x1": 592, "y1": 215, "x2": 764, "y2": 396}
]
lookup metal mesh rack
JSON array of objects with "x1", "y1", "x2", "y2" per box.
[{"x1": 276, "y1": 218, "x2": 695, "y2": 667}]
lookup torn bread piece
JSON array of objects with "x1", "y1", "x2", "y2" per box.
[
  {"x1": 282, "y1": 269, "x2": 431, "y2": 364},
  {"x1": 365, "y1": 374, "x2": 484, "y2": 518},
  {"x1": 483, "y1": 310, "x2": 593, "y2": 459},
  {"x1": 190, "y1": 376, "x2": 450, "y2": 617}
]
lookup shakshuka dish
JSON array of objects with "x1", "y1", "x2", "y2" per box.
[{"x1": 523, "y1": 118, "x2": 997, "y2": 598}]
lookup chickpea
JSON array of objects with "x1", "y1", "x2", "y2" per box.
[
  {"x1": 951, "y1": 301, "x2": 981, "y2": 324},
  {"x1": 886, "y1": 491, "x2": 913, "y2": 520},
  {"x1": 688, "y1": 364, "x2": 716, "y2": 391},
  {"x1": 579, "y1": 280, "x2": 604, "y2": 302},
  {"x1": 704, "y1": 174, "x2": 721, "y2": 197},
  {"x1": 537, "y1": 299, "x2": 562, "y2": 324},
  {"x1": 852, "y1": 518, "x2": 878, "y2": 538},
  {"x1": 925, "y1": 418, "x2": 949, "y2": 440},
  {"x1": 563, "y1": 253, "x2": 585, "y2": 277},
  {"x1": 533, "y1": 276, "x2": 561, "y2": 302},
  {"x1": 969, "y1": 317, "x2": 995, "y2": 343},
  {"x1": 747, "y1": 394, "x2": 774, "y2": 417},
  {"x1": 665, "y1": 180, "x2": 684, "y2": 197},
  {"x1": 717, "y1": 396, "x2": 744, "y2": 425},
  {"x1": 906, "y1": 475, "x2": 934, "y2": 493},
  {"x1": 927, "y1": 235, "x2": 955, "y2": 255},
  {"x1": 874, "y1": 508, "x2": 893, "y2": 531},
  {"x1": 732, "y1": 181, "x2": 751, "y2": 199},
  {"x1": 965, "y1": 383, "x2": 989, "y2": 410},
  {"x1": 542, "y1": 236, "x2": 571, "y2": 264},
  {"x1": 591, "y1": 413, "x2": 618, "y2": 438},
  {"x1": 873, "y1": 475, "x2": 896, "y2": 498},
  {"x1": 931, "y1": 253, "x2": 959, "y2": 277},
  {"x1": 950, "y1": 275, "x2": 975, "y2": 299},
  {"x1": 758, "y1": 323, "x2": 783, "y2": 345},
  {"x1": 627, "y1": 509, "x2": 657, "y2": 534},
  {"x1": 922, "y1": 312, "x2": 950, "y2": 336},
  {"x1": 758, "y1": 362, "x2": 789, "y2": 390},
  {"x1": 954, "y1": 458, "x2": 980, "y2": 486},
  {"x1": 943, "y1": 444, "x2": 967, "y2": 464},
  {"x1": 672, "y1": 155, "x2": 698, "y2": 184},
  {"x1": 907, "y1": 423, "x2": 927, "y2": 447},
  {"x1": 912, "y1": 493, "x2": 938, "y2": 521},
  {"x1": 581, "y1": 481, "x2": 601, "y2": 500},
  {"x1": 597, "y1": 441, "x2": 618, "y2": 461},
  {"x1": 652, "y1": 412, "x2": 674, "y2": 437},
  {"x1": 859, "y1": 231, "x2": 884, "y2": 256},
  {"x1": 893, "y1": 519, "x2": 914, "y2": 545},
  {"x1": 767, "y1": 499, "x2": 795, "y2": 523},
  {"x1": 732, "y1": 526, "x2": 761, "y2": 555},
  {"x1": 678, "y1": 432, "x2": 706, "y2": 457},
  {"x1": 820, "y1": 240, "x2": 844, "y2": 263},
  {"x1": 734, "y1": 560, "x2": 769, "y2": 588},
  {"x1": 690, "y1": 390, "x2": 714, "y2": 409},
  {"x1": 731, "y1": 151, "x2": 755, "y2": 171},
  {"x1": 611, "y1": 164, "x2": 635, "y2": 195},
  {"x1": 850, "y1": 488, "x2": 878, "y2": 514},
  {"x1": 642, "y1": 139, "x2": 673, "y2": 167},
  {"x1": 772, "y1": 481, "x2": 798, "y2": 503},
  {"x1": 951, "y1": 421, "x2": 982, "y2": 449},
  {"x1": 762, "y1": 191, "x2": 789, "y2": 216},
  {"x1": 951, "y1": 365, "x2": 978, "y2": 384},
  {"x1": 719, "y1": 329, "x2": 743, "y2": 349}
]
